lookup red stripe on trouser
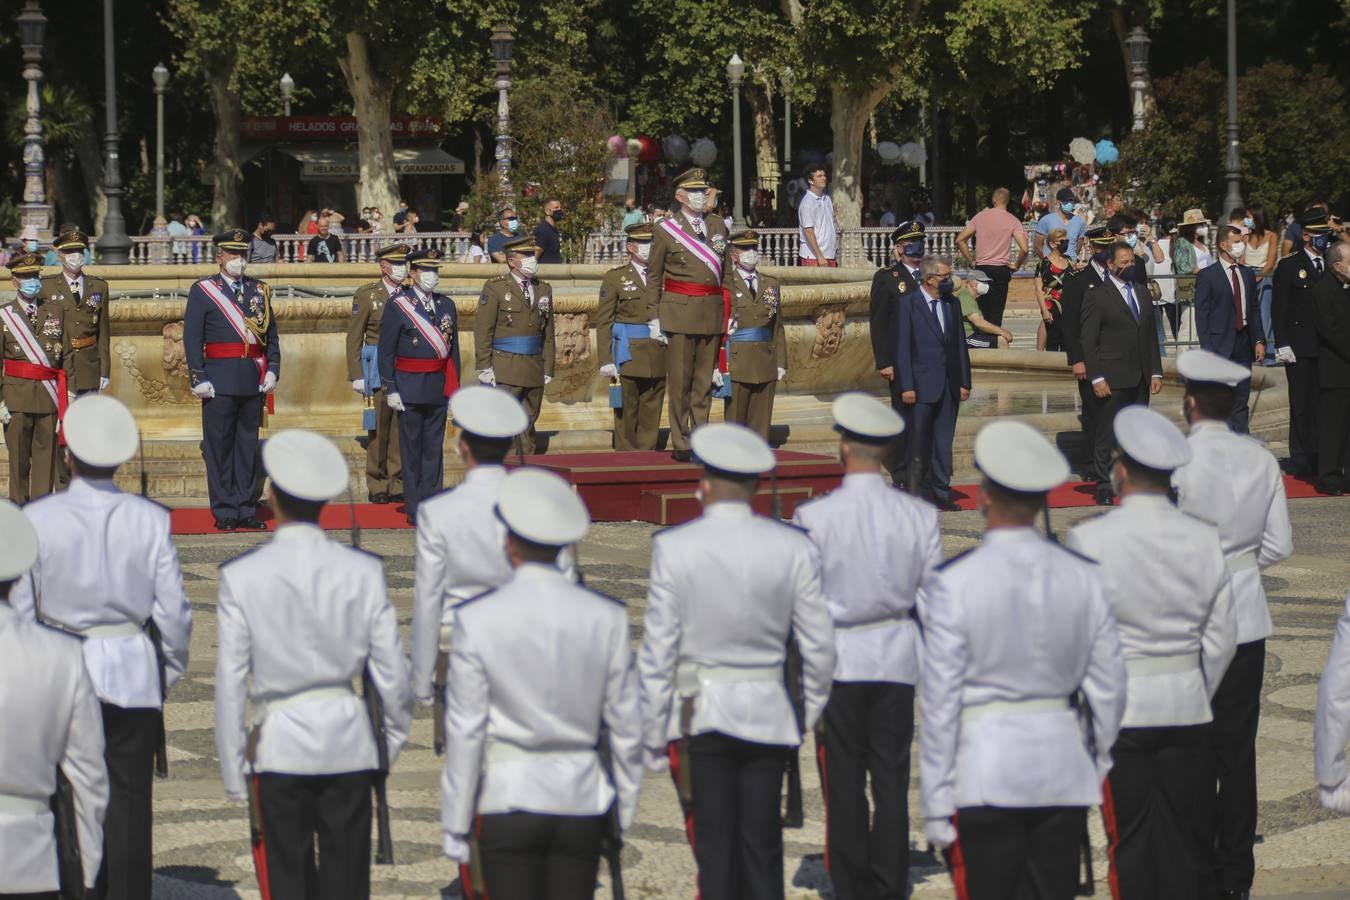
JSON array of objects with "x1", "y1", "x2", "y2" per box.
[
  {"x1": 458, "y1": 815, "x2": 488, "y2": 900},
  {"x1": 948, "y1": 812, "x2": 969, "y2": 900},
  {"x1": 667, "y1": 740, "x2": 702, "y2": 900},
  {"x1": 815, "y1": 738, "x2": 831, "y2": 873},
  {"x1": 249, "y1": 774, "x2": 273, "y2": 900},
  {"x1": 1100, "y1": 778, "x2": 1123, "y2": 900}
]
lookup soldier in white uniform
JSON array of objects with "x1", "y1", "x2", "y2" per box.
[
  {"x1": 214, "y1": 430, "x2": 411, "y2": 900},
  {"x1": 1172, "y1": 349, "x2": 1293, "y2": 900},
  {"x1": 920, "y1": 420, "x2": 1127, "y2": 900},
  {"x1": 1066, "y1": 406, "x2": 1237, "y2": 900},
  {"x1": 10, "y1": 395, "x2": 191, "y2": 900},
  {"x1": 0, "y1": 500, "x2": 109, "y2": 900},
  {"x1": 638, "y1": 422, "x2": 835, "y2": 900},
  {"x1": 440, "y1": 468, "x2": 641, "y2": 900},
  {"x1": 792, "y1": 393, "x2": 939, "y2": 900},
  {"x1": 1315, "y1": 589, "x2": 1350, "y2": 817}
]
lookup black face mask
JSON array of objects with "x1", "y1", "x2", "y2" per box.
[
  {"x1": 1114, "y1": 264, "x2": 1138, "y2": 283},
  {"x1": 1055, "y1": 240, "x2": 1069, "y2": 254}
]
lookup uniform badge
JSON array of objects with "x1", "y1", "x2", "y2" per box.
[
  {"x1": 711, "y1": 235, "x2": 727, "y2": 254},
  {"x1": 763, "y1": 286, "x2": 780, "y2": 313},
  {"x1": 479, "y1": 293, "x2": 489, "y2": 306},
  {"x1": 86, "y1": 292, "x2": 103, "y2": 310},
  {"x1": 439, "y1": 313, "x2": 454, "y2": 336},
  {"x1": 538, "y1": 294, "x2": 552, "y2": 315},
  {"x1": 351, "y1": 300, "x2": 361, "y2": 316},
  {"x1": 1299, "y1": 269, "x2": 1308, "y2": 279},
  {"x1": 42, "y1": 318, "x2": 62, "y2": 338}
]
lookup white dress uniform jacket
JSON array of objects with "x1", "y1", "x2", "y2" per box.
[
  {"x1": 638, "y1": 502, "x2": 836, "y2": 750},
  {"x1": 441, "y1": 563, "x2": 642, "y2": 834},
  {"x1": 0, "y1": 604, "x2": 109, "y2": 892},
  {"x1": 1067, "y1": 494, "x2": 1237, "y2": 728},
  {"x1": 1315, "y1": 591, "x2": 1350, "y2": 791},
  {"x1": 11, "y1": 478, "x2": 192, "y2": 709},
  {"x1": 1173, "y1": 420, "x2": 1293, "y2": 644},
  {"x1": 919, "y1": 529, "x2": 1127, "y2": 821},
  {"x1": 792, "y1": 472, "x2": 940, "y2": 684},
  {"x1": 215, "y1": 523, "x2": 412, "y2": 801}
]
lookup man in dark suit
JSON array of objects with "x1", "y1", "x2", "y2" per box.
[
  {"x1": 894, "y1": 255, "x2": 972, "y2": 510},
  {"x1": 1080, "y1": 242, "x2": 1164, "y2": 504},
  {"x1": 869, "y1": 220, "x2": 924, "y2": 485},
  {"x1": 1272, "y1": 210, "x2": 1333, "y2": 477},
  {"x1": 1310, "y1": 240, "x2": 1350, "y2": 494},
  {"x1": 1195, "y1": 225, "x2": 1265, "y2": 432},
  {"x1": 1059, "y1": 224, "x2": 1117, "y2": 464}
]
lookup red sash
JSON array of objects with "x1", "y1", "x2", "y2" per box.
[
  {"x1": 204, "y1": 343, "x2": 264, "y2": 360},
  {"x1": 662, "y1": 279, "x2": 722, "y2": 297},
  {"x1": 198, "y1": 278, "x2": 274, "y2": 413},
  {"x1": 395, "y1": 356, "x2": 460, "y2": 397},
  {"x1": 3, "y1": 360, "x2": 69, "y2": 428}
]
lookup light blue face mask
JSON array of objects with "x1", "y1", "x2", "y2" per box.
[
  {"x1": 507, "y1": 219, "x2": 520, "y2": 234},
  {"x1": 24, "y1": 241, "x2": 39, "y2": 253},
  {"x1": 19, "y1": 277, "x2": 42, "y2": 297},
  {"x1": 1123, "y1": 233, "x2": 1138, "y2": 249},
  {"x1": 1061, "y1": 202, "x2": 1075, "y2": 214},
  {"x1": 1243, "y1": 217, "x2": 1254, "y2": 230}
]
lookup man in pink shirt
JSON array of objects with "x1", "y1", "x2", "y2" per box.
[{"x1": 956, "y1": 187, "x2": 1029, "y2": 326}]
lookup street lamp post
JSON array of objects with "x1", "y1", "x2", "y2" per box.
[
  {"x1": 726, "y1": 54, "x2": 745, "y2": 225},
  {"x1": 1126, "y1": 26, "x2": 1151, "y2": 133},
  {"x1": 1223, "y1": 0, "x2": 1244, "y2": 213},
  {"x1": 490, "y1": 23, "x2": 515, "y2": 203},
  {"x1": 782, "y1": 66, "x2": 793, "y2": 180},
  {"x1": 17, "y1": 0, "x2": 51, "y2": 238},
  {"x1": 279, "y1": 72, "x2": 294, "y2": 117},
  {"x1": 97, "y1": 0, "x2": 130, "y2": 264},
  {"x1": 152, "y1": 63, "x2": 169, "y2": 224}
]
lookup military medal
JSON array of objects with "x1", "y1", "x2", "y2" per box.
[
  {"x1": 712, "y1": 235, "x2": 727, "y2": 254},
  {"x1": 86, "y1": 292, "x2": 102, "y2": 309},
  {"x1": 1299, "y1": 269, "x2": 1308, "y2": 279}
]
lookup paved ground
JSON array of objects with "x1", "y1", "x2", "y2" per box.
[{"x1": 149, "y1": 496, "x2": 1350, "y2": 899}]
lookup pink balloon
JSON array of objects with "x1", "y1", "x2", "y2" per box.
[{"x1": 608, "y1": 135, "x2": 628, "y2": 158}]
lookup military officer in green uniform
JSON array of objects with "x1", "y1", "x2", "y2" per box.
[
  {"x1": 644, "y1": 167, "x2": 730, "y2": 460},
  {"x1": 1, "y1": 252, "x2": 67, "y2": 503},
  {"x1": 720, "y1": 229, "x2": 786, "y2": 440},
  {"x1": 597, "y1": 222, "x2": 668, "y2": 450},
  {"x1": 41, "y1": 228, "x2": 111, "y2": 396},
  {"x1": 346, "y1": 242, "x2": 408, "y2": 503},
  {"x1": 474, "y1": 234, "x2": 556, "y2": 454}
]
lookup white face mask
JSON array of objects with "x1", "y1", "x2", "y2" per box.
[
  {"x1": 1196, "y1": 227, "x2": 1209, "y2": 241},
  {"x1": 974, "y1": 280, "x2": 990, "y2": 296},
  {"x1": 634, "y1": 243, "x2": 651, "y2": 262},
  {"x1": 518, "y1": 255, "x2": 539, "y2": 277},
  {"x1": 223, "y1": 257, "x2": 246, "y2": 278},
  {"x1": 62, "y1": 252, "x2": 84, "y2": 273},
  {"x1": 388, "y1": 263, "x2": 408, "y2": 282},
  {"x1": 1229, "y1": 241, "x2": 1246, "y2": 259},
  {"x1": 417, "y1": 270, "x2": 440, "y2": 292},
  {"x1": 685, "y1": 191, "x2": 707, "y2": 213},
  {"x1": 739, "y1": 249, "x2": 760, "y2": 270}
]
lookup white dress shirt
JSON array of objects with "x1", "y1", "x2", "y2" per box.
[
  {"x1": 792, "y1": 472, "x2": 940, "y2": 684},
  {"x1": 1066, "y1": 493, "x2": 1237, "y2": 727},
  {"x1": 441, "y1": 564, "x2": 642, "y2": 835},
  {"x1": 919, "y1": 528, "x2": 1126, "y2": 820},
  {"x1": 1173, "y1": 420, "x2": 1293, "y2": 643},
  {"x1": 214, "y1": 523, "x2": 412, "y2": 800},
  {"x1": 12, "y1": 478, "x2": 192, "y2": 709},
  {"x1": 920, "y1": 285, "x2": 946, "y2": 333},
  {"x1": 1315, "y1": 590, "x2": 1350, "y2": 789},
  {"x1": 0, "y1": 603, "x2": 108, "y2": 892},
  {"x1": 638, "y1": 501, "x2": 835, "y2": 749}
]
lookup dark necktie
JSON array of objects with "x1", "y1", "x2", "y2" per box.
[
  {"x1": 1230, "y1": 265, "x2": 1245, "y2": 331},
  {"x1": 691, "y1": 218, "x2": 705, "y2": 239},
  {"x1": 747, "y1": 275, "x2": 757, "y2": 296},
  {"x1": 1123, "y1": 281, "x2": 1140, "y2": 321},
  {"x1": 1315, "y1": 257, "x2": 1324, "y2": 275},
  {"x1": 69, "y1": 281, "x2": 81, "y2": 304},
  {"x1": 930, "y1": 297, "x2": 944, "y2": 333}
]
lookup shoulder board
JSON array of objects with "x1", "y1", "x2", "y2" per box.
[
  {"x1": 1051, "y1": 542, "x2": 1098, "y2": 565},
  {"x1": 607, "y1": 263, "x2": 628, "y2": 273},
  {"x1": 452, "y1": 587, "x2": 496, "y2": 610},
  {"x1": 487, "y1": 274, "x2": 510, "y2": 283},
  {"x1": 937, "y1": 546, "x2": 977, "y2": 571},
  {"x1": 766, "y1": 517, "x2": 809, "y2": 535},
  {"x1": 218, "y1": 545, "x2": 264, "y2": 569},
  {"x1": 40, "y1": 273, "x2": 62, "y2": 284}
]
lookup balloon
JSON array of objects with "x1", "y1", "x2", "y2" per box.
[
  {"x1": 662, "y1": 134, "x2": 691, "y2": 165},
  {"x1": 626, "y1": 138, "x2": 643, "y2": 158},
  {"x1": 1068, "y1": 137, "x2": 1096, "y2": 165},
  {"x1": 898, "y1": 141, "x2": 927, "y2": 168},
  {"x1": 607, "y1": 135, "x2": 627, "y2": 158},
  {"x1": 690, "y1": 137, "x2": 717, "y2": 168},
  {"x1": 876, "y1": 141, "x2": 902, "y2": 163},
  {"x1": 635, "y1": 135, "x2": 660, "y2": 165},
  {"x1": 1094, "y1": 139, "x2": 1120, "y2": 165}
]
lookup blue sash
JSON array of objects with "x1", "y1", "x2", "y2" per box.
[
  {"x1": 610, "y1": 322, "x2": 650, "y2": 369},
  {"x1": 360, "y1": 345, "x2": 380, "y2": 431},
  {"x1": 609, "y1": 384, "x2": 624, "y2": 409},
  {"x1": 728, "y1": 326, "x2": 773, "y2": 343},
  {"x1": 492, "y1": 335, "x2": 544, "y2": 355}
]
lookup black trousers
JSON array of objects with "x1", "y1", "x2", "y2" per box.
[
  {"x1": 1104, "y1": 723, "x2": 1215, "y2": 900},
  {"x1": 397, "y1": 401, "x2": 447, "y2": 518},
  {"x1": 1227, "y1": 331, "x2": 1254, "y2": 434},
  {"x1": 687, "y1": 731, "x2": 791, "y2": 900},
  {"x1": 201, "y1": 392, "x2": 264, "y2": 520},
  {"x1": 1212, "y1": 640, "x2": 1265, "y2": 893},
  {"x1": 884, "y1": 384, "x2": 911, "y2": 489},
  {"x1": 1287, "y1": 355, "x2": 1320, "y2": 473},
  {"x1": 976, "y1": 265, "x2": 1013, "y2": 326},
  {"x1": 820, "y1": 682, "x2": 914, "y2": 900},
  {"x1": 1089, "y1": 379, "x2": 1150, "y2": 483},
  {"x1": 1318, "y1": 386, "x2": 1350, "y2": 485},
  {"x1": 93, "y1": 704, "x2": 157, "y2": 900},
  {"x1": 3, "y1": 893, "x2": 59, "y2": 899},
  {"x1": 901, "y1": 389, "x2": 958, "y2": 500},
  {"x1": 257, "y1": 771, "x2": 373, "y2": 900},
  {"x1": 948, "y1": 805, "x2": 1085, "y2": 900},
  {"x1": 472, "y1": 811, "x2": 606, "y2": 900}
]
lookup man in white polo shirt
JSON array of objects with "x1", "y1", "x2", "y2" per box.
[{"x1": 798, "y1": 165, "x2": 838, "y2": 267}]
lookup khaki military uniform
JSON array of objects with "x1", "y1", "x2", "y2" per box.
[
  {"x1": 1, "y1": 297, "x2": 66, "y2": 503},
  {"x1": 346, "y1": 280, "x2": 403, "y2": 499},
  {"x1": 596, "y1": 261, "x2": 666, "y2": 450},
  {"x1": 40, "y1": 272, "x2": 110, "y2": 394},
  {"x1": 723, "y1": 268, "x2": 786, "y2": 439},
  {"x1": 474, "y1": 274, "x2": 556, "y2": 454},
  {"x1": 643, "y1": 212, "x2": 729, "y2": 451}
]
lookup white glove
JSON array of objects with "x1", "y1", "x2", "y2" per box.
[
  {"x1": 1276, "y1": 346, "x2": 1296, "y2": 365},
  {"x1": 442, "y1": 832, "x2": 472, "y2": 863},
  {"x1": 1321, "y1": 781, "x2": 1350, "y2": 814},
  {"x1": 260, "y1": 371, "x2": 278, "y2": 394},
  {"x1": 352, "y1": 378, "x2": 365, "y2": 394},
  {"x1": 643, "y1": 745, "x2": 669, "y2": 773},
  {"x1": 777, "y1": 367, "x2": 787, "y2": 382},
  {"x1": 0, "y1": 401, "x2": 10, "y2": 425},
  {"x1": 924, "y1": 816, "x2": 957, "y2": 850},
  {"x1": 386, "y1": 392, "x2": 406, "y2": 412},
  {"x1": 477, "y1": 368, "x2": 496, "y2": 386},
  {"x1": 712, "y1": 369, "x2": 724, "y2": 388},
  {"x1": 225, "y1": 788, "x2": 247, "y2": 804},
  {"x1": 99, "y1": 376, "x2": 110, "y2": 391},
  {"x1": 191, "y1": 381, "x2": 216, "y2": 399},
  {"x1": 649, "y1": 319, "x2": 669, "y2": 344},
  {"x1": 544, "y1": 375, "x2": 552, "y2": 385},
  {"x1": 599, "y1": 363, "x2": 618, "y2": 379}
]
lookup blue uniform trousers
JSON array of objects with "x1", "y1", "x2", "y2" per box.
[
  {"x1": 201, "y1": 393, "x2": 263, "y2": 520},
  {"x1": 398, "y1": 401, "x2": 447, "y2": 519}
]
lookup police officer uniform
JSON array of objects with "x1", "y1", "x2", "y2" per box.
[
  {"x1": 638, "y1": 423, "x2": 835, "y2": 900},
  {"x1": 0, "y1": 500, "x2": 109, "y2": 900},
  {"x1": 1308, "y1": 251, "x2": 1350, "y2": 493},
  {"x1": 474, "y1": 235, "x2": 556, "y2": 454},
  {"x1": 1059, "y1": 225, "x2": 1116, "y2": 464},
  {"x1": 182, "y1": 229, "x2": 280, "y2": 530},
  {"x1": 643, "y1": 168, "x2": 730, "y2": 460},
  {"x1": 1066, "y1": 407, "x2": 1237, "y2": 899},
  {"x1": 40, "y1": 229, "x2": 111, "y2": 396},
  {"x1": 1172, "y1": 350, "x2": 1293, "y2": 900},
  {"x1": 596, "y1": 223, "x2": 667, "y2": 450},
  {"x1": 920, "y1": 420, "x2": 1126, "y2": 899},
  {"x1": 214, "y1": 430, "x2": 412, "y2": 900},
  {"x1": 379, "y1": 248, "x2": 460, "y2": 522},
  {"x1": 1, "y1": 252, "x2": 66, "y2": 504},
  {"x1": 1271, "y1": 210, "x2": 1332, "y2": 476},
  {"x1": 868, "y1": 221, "x2": 924, "y2": 485},
  {"x1": 793, "y1": 394, "x2": 939, "y2": 900},
  {"x1": 346, "y1": 242, "x2": 408, "y2": 503},
  {"x1": 8, "y1": 395, "x2": 190, "y2": 900},
  {"x1": 721, "y1": 229, "x2": 786, "y2": 440},
  {"x1": 441, "y1": 468, "x2": 641, "y2": 900}
]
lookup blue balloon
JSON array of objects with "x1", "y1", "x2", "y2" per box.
[{"x1": 1095, "y1": 139, "x2": 1120, "y2": 165}]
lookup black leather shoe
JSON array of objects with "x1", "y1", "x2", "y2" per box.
[
  {"x1": 369, "y1": 492, "x2": 389, "y2": 505},
  {"x1": 236, "y1": 516, "x2": 266, "y2": 530},
  {"x1": 934, "y1": 497, "x2": 961, "y2": 512},
  {"x1": 671, "y1": 449, "x2": 693, "y2": 462},
  {"x1": 387, "y1": 492, "x2": 405, "y2": 503},
  {"x1": 1094, "y1": 485, "x2": 1114, "y2": 506},
  {"x1": 1218, "y1": 891, "x2": 1250, "y2": 900},
  {"x1": 214, "y1": 517, "x2": 237, "y2": 532},
  {"x1": 406, "y1": 513, "x2": 416, "y2": 526}
]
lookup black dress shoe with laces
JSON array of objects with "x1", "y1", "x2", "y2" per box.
[
  {"x1": 369, "y1": 492, "x2": 389, "y2": 505},
  {"x1": 671, "y1": 449, "x2": 693, "y2": 462},
  {"x1": 236, "y1": 516, "x2": 266, "y2": 530},
  {"x1": 214, "y1": 517, "x2": 237, "y2": 532}
]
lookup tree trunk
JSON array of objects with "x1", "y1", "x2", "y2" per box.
[
  {"x1": 206, "y1": 65, "x2": 243, "y2": 229},
  {"x1": 746, "y1": 83, "x2": 780, "y2": 200},
  {"x1": 338, "y1": 31, "x2": 400, "y2": 217},
  {"x1": 75, "y1": 123, "x2": 106, "y2": 235},
  {"x1": 829, "y1": 84, "x2": 886, "y2": 230}
]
